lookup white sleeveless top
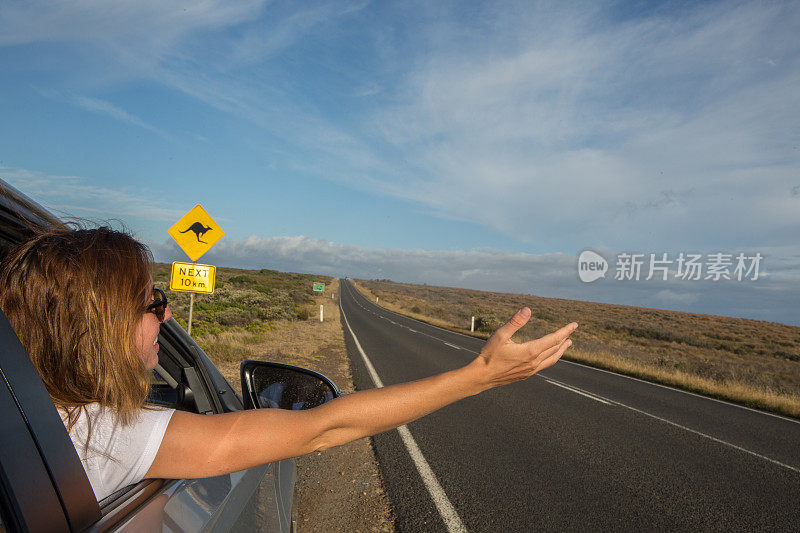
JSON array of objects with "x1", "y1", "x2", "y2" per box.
[{"x1": 60, "y1": 403, "x2": 175, "y2": 501}]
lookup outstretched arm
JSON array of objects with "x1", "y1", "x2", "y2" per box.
[{"x1": 146, "y1": 307, "x2": 577, "y2": 479}]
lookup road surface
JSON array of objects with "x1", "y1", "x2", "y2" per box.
[{"x1": 338, "y1": 279, "x2": 800, "y2": 532}]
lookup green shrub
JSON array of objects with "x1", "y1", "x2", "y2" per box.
[
  {"x1": 189, "y1": 319, "x2": 224, "y2": 337},
  {"x1": 217, "y1": 307, "x2": 258, "y2": 327},
  {"x1": 474, "y1": 315, "x2": 503, "y2": 333},
  {"x1": 246, "y1": 321, "x2": 272, "y2": 333}
]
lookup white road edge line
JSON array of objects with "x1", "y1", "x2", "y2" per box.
[
  {"x1": 541, "y1": 377, "x2": 612, "y2": 405},
  {"x1": 611, "y1": 396, "x2": 800, "y2": 474},
  {"x1": 339, "y1": 299, "x2": 468, "y2": 533},
  {"x1": 443, "y1": 342, "x2": 462, "y2": 350},
  {"x1": 543, "y1": 377, "x2": 800, "y2": 474}
]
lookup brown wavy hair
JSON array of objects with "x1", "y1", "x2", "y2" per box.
[{"x1": 0, "y1": 225, "x2": 154, "y2": 429}]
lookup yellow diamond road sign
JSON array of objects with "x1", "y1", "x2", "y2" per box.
[
  {"x1": 170, "y1": 262, "x2": 216, "y2": 294},
  {"x1": 168, "y1": 204, "x2": 224, "y2": 261}
]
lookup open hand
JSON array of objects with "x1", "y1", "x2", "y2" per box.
[{"x1": 473, "y1": 307, "x2": 577, "y2": 390}]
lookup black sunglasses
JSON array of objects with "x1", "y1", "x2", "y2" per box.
[{"x1": 146, "y1": 287, "x2": 168, "y2": 322}]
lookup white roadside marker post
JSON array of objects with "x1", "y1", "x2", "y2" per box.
[
  {"x1": 471, "y1": 316, "x2": 475, "y2": 333},
  {"x1": 320, "y1": 305, "x2": 324, "y2": 322}
]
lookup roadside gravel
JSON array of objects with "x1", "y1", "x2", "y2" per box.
[{"x1": 215, "y1": 283, "x2": 395, "y2": 532}]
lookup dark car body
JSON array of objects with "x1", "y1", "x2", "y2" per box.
[{"x1": 0, "y1": 180, "x2": 338, "y2": 532}]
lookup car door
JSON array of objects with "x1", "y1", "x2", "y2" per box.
[
  {"x1": 0, "y1": 306, "x2": 101, "y2": 532},
  {"x1": 0, "y1": 305, "x2": 289, "y2": 533},
  {"x1": 105, "y1": 319, "x2": 291, "y2": 533}
]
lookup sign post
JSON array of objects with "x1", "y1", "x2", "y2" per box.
[
  {"x1": 168, "y1": 205, "x2": 224, "y2": 335},
  {"x1": 188, "y1": 292, "x2": 194, "y2": 335}
]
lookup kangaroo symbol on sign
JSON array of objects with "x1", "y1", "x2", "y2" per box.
[{"x1": 180, "y1": 222, "x2": 213, "y2": 244}]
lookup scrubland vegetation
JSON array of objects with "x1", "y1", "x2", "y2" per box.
[
  {"x1": 152, "y1": 264, "x2": 335, "y2": 365},
  {"x1": 352, "y1": 279, "x2": 800, "y2": 419}
]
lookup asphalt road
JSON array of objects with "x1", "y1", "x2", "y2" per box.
[{"x1": 338, "y1": 279, "x2": 800, "y2": 532}]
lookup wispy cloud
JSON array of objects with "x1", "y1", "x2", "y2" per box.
[
  {"x1": 69, "y1": 95, "x2": 172, "y2": 139},
  {"x1": 1, "y1": 0, "x2": 397, "y2": 192},
  {"x1": 0, "y1": 0, "x2": 266, "y2": 49},
  {"x1": 654, "y1": 290, "x2": 699, "y2": 306},
  {"x1": 363, "y1": 1, "x2": 800, "y2": 251},
  {"x1": 1, "y1": 166, "x2": 184, "y2": 223}
]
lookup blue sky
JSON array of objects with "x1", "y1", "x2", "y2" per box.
[{"x1": 1, "y1": 0, "x2": 799, "y2": 325}]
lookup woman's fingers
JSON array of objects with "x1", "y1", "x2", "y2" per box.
[
  {"x1": 532, "y1": 337, "x2": 570, "y2": 363},
  {"x1": 535, "y1": 339, "x2": 572, "y2": 373},
  {"x1": 480, "y1": 311, "x2": 577, "y2": 379},
  {"x1": 491, "y1": 307, "x2": 532, "y2": 343},
  {"x1": 491, "y1": 310, "x2": 576, "y2": 350},
  {"x1": 530, "y1": 322, "x2": 578, "y2": 352}
]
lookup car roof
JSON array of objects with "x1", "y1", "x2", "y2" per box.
[{"x1": 0, "y1": 178, "x2": 61, "y2": 256}]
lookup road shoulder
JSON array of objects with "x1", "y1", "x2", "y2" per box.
[{"x1": 216, "y1": 283, "x2": 395, "y2": 532}]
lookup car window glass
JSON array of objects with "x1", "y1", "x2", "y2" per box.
[
  {"x1": 146, "y1": 332, "x2": 208, "y2": 414},
  {"x1": 147, "y1": 368, "x2": 180, "y2": 409},
  {"x1": 151, "y1": 369, "x2": 170, "y2": 386}
]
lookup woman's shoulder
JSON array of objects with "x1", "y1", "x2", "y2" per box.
[
  {"x1": 58, "y1": 404, "x2": 176, "y2": 502},
  {"x1": 57, "y1": 402, "x2": 102, "y2": 426},
  {"x1": 58, "y1": 403, "x2": 174, "y2": 433}
]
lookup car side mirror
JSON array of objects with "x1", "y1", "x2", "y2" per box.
[{"x1": 240, "y1": 360, "x2": 341, "y2": 410}]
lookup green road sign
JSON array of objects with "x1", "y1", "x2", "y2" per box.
[{"x1": 313, "y1": 282, "x2": 325, "y2": 292}]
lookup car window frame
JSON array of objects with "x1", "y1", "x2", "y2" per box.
[
  {"x1": 0, "y1": 308, "x2": 101, "y2": 531},
  {"x1": 161, "y1": 318, "x2": 244, "y2": 412},
  {"x1": 152, "y1": 320, "x2": 225, "y2": 414},
  {"x1": 0, "y1": 375, "x2": 69, "y2": 532}
]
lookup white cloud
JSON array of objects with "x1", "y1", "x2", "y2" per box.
[
  {"x1": 152, "y1": 234, "x2": 577, "y2": 292},
  {"x1": 361, "y1": 1, "x2": 800, "y2": 251},
  {"x1": 1, "y1": 166, "x2": 184, "y2": 223},
  {"x1": 654, "y1": 290, "x2": 699, "y2": 306}
]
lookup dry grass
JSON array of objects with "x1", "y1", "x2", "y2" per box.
[
  {"x1": 352, "y1": 279, "x2": 800, "y2": 419},
  {"x1": 152, "y1": 263, "x2": 337, "y2": 367},
  {"x1": 209, "y1": 281, "x2": 352, "y2": 390}
]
